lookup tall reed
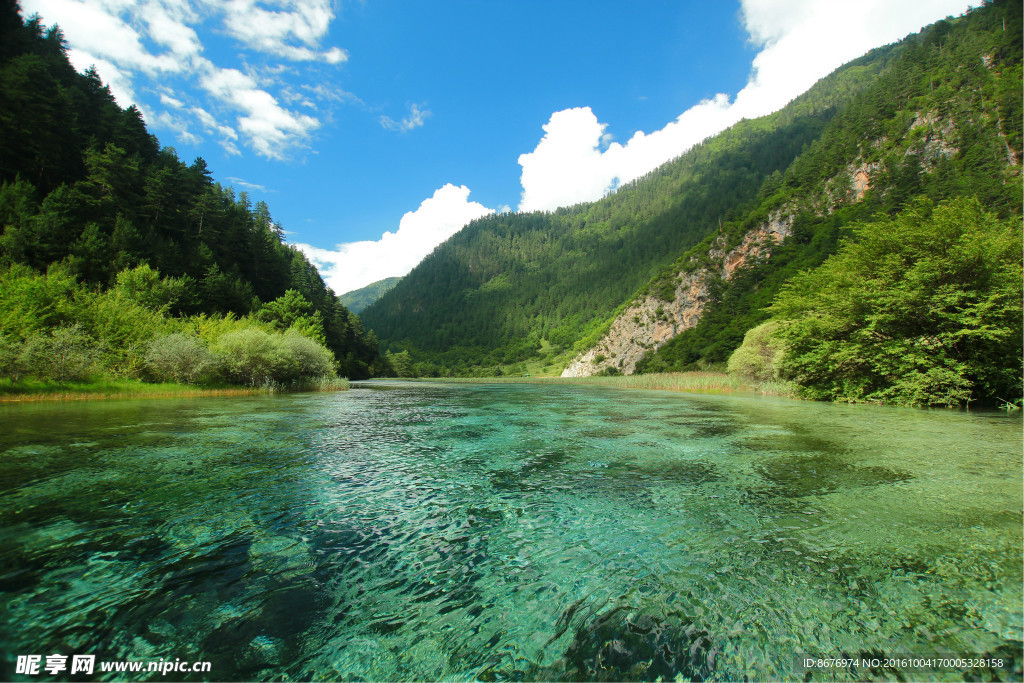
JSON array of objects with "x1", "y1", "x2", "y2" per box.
[
  {"x1": 407, "y1": 372, "x2": 796, "y2": 397},
  {"x1": 0, "y1": 377, "x2": 349, "y2": 403}
]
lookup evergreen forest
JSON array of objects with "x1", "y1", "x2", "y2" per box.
[
  {"x1": 339, "y1": 277, "x2": 403, "y2": 314},
  {"x1": 0, "y1": 0, "x2": 1019, "y2": 407},
  {"x1": 362, "y1": 0, "x2": 1022, "y2": 406},
  {"x1": 0, "y1": 2, "x2": 385, "y2": 391}
]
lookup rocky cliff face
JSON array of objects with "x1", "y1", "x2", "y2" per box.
[
  {"x1": 561, "y1": 213, "x2": 793, "y2": 377},
  {"x1": 560, "y1": 99, "x2": 976, "y2": 379}
]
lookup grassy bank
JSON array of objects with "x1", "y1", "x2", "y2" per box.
[
  {"x1": 0, "y1": 376, "x2": 349, "y2": 403},
  {"x1": 411, "y1": 371, "x2": 795, "y2": 397}
]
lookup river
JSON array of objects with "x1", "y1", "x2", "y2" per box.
[{"x1": 1, "y1": 382, "x2": 1020, "y2": 680}]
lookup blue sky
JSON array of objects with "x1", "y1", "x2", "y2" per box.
[{"x1": 22, "y1": 0, "x2": 973, "y2": 294}]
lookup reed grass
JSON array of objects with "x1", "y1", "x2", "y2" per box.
[
  {"x1": 411, "y1": 371, "x2": 797, "y2": 397},
  {"x1": 0, "y1": 376, "x2": 349, "y2": 403},
  {"x1": 294, "y1": 376, "x2": 351, "y2": 392}
]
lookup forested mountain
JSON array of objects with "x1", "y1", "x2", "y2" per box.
[
  {"x1": 359, "y1": 26, "x2": 912, "y2": 373},
  {"x1": 362, "y1": 0, "x2": 1022, "y2": 405},
  {"x1": 629, "y1": 0, "x2": 1020, "y2": 379},
  {"x1": 3, "y1": 0, "x2": 1018, "y2": 403},
  {"x1": 339, "y1": 277, "x2": 402, "y2": 314},
  {"x1": 0, "y1": 2, "x2": 384, "y2": 380}
]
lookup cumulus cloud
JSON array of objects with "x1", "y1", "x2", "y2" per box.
[
  {"x1": 220, "y1": 0, "x2": 348, "y2": 64},
  {"x1": 295, "y1": 184, "x2": 494, "y2": 295},
  {"x1": 27, "y1": 0, "x2": 187, "y2": 76},
  {"x1": 380, "y1": 103, "x2": 431, "y2": 133},
  {"x1": 199, "y1": 66, "x2": 320, "y2": 158},
  {"x1": 149, "y1": 109, "x2": 201, "y2": 145},
  {"x1": 22, "y1": 0, "x2": 349, "y2": 158},
  {"x1": 516, "y1": 108, "x2": 614, "y2": 212},
  {"x1": 517, "y1": 0, "x2": 974, "y2": 212},
  {"x1": 731, "y1": 0, "x2": 973, "y2": 118}
]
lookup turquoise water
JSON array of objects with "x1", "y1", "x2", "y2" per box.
[{"x1": 0, "y1": 382, "x2": 1021, "y2": 681}]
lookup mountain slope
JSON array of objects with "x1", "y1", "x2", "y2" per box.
[
  {"x1": 360, "y1": 42, "x2": 906, "y2": 374},
  {"x1": 364, "y1": 0, "x2": 1020, "y2": 388},
  {"x1": 0, "y1": 2, "x2": 384, "y2": 378},
  {"x1": 612, "y1": 0, "x2": 1022, "y2": 378},
  {"x1": 339, "y1": 276, "x2": 402, "y2": 314}
]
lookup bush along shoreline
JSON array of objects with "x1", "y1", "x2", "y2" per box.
[
  {"x1": 725, "y1": 199, "x2": 1023, "y2": 408},
  {"x1": 0, "y1": 264, "x2": 350, "y2": 401}
]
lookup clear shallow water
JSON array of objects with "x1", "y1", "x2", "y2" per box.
[{"x1": 0, "y1": 382, "x2": 1020, "y2": 681}]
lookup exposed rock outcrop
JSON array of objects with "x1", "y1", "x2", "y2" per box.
[
  {"x1": 561, "y1": 99, "x2": 982, "y2": 379},
  {"x1": 561, "y1": 212, "x2": 793, "y2": 377},
  {"x1": 906, "y1": 110, "x2": 959, "y2": 167}
]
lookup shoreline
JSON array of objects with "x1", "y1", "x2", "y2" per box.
[
  {"x1": 0, "y1": 379, "x2": 350, "y2": 404},
  {"x1": 376, "y1": 375, "x2": 1018, "y2": 411},
  {"x1": 372, "y1": 371, "x2": 796, "y2": 398}
]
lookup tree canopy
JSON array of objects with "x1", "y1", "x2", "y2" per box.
[
  {"x1": 0, "y1": 1, "x2": 385, "y2": 380},
  {"x1": 770, "y1": 198, "x2": 1022, "y2": 406}
]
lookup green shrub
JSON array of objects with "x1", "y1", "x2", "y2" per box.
[
  {"x1": 215, "y1": 328, "x2": 292, "y2": 386},
  {"x1": 0, "y1": 263, "x2": 79, "y2": 337},
  {"x1": 145, "y1": 333, "x2": 215, "y2": 384},
  {"x1": 19, "y1": 324, "x2": 101, "y2": 384},
  {"x1": 770, "y1": 198, "x2": 1023, "y2": 406},
  {"x1": 82, "y1": 287, "x2": 172, "y2": 379},
  {"x1": 281, "y1": 329, "x2": 335, "y2": 380},
  {"x1": 657, "y1": 280, "x2": 676, "y2": 302},
  {"x1": 726, "y1": 321, "x2": 786, "y2": 382},
  {"x1": 385, "y1": 350, "x2": 414, "y2": 378},
  {"x1": 112, "y1": 264, "x2": 194, "y2": 313},
  {"x1": 0, "y1": 334, "x2": 25, "y2": 381},
  {"x1": 255, "y1": 289, "x2": 326, "y2": 345}
]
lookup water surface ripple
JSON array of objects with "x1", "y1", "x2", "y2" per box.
[{"x1": 0, "y1": 382, "x2": 1020, "y2": 681}]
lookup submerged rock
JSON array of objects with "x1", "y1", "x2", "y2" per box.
[{"x1": 560, "y1": 606, "x2": 717, "y2": 681}]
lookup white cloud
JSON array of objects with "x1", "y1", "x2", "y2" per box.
[
  {"x1": 281, "y1": 87, "x2": 316, "y2": 108},
  {"x1": 141, "y1": 0, "x2": 202, "y2": 58},
  {"x1": 160, "y1": 93, "x2": 185, "y2": 108},
  {"x1": 516, "y1": 107, "x2": 614, "y2": 212},
  {"x1": 517, "y1": 0, "x2": 975, "y2": 212},
  {"x1": 26, "y1": 0, "x2": 187, "y2": 77},
  {"x1": 21, "y1": 0, "x2": 350, "y2": 158},
  {"x1": 380, "y1": 103, "x2": 430, "y2": 133},
  {"x1": 68, "y1": 51, "x2": 139, "y2": 105},
  {"x1": 190, "y1": 105, "x2": 237, "y2": 139},
  {"x1": 295, "y1": 184, "x2": 494, "y2": 294},
  {"x1": 199, "y1": 66, "x2": 320, "y2": 159},
  {"x1": 730, "y1": 0, "x2": 974, "y2": 118},
  {"x1": 226, "y1": 176, "x2": 268, "y2": 192},
  {"x1": 303, "y1": 83, "x2": 362, "y2": 105},
  {"x1": 188, "y1": 105, "x2": 241, "y2": 154},
  {"x1": 149, "y1": 109, "x2": 201, "y2": 145},
  {"x1": 219, "y1": 0, "x2": 348, "y2": 63}
]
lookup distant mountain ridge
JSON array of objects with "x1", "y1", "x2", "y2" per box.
[
  {"x1": 361, "y1": 0, "x2": 1021, "y2": 404},
  {"x1": 359, "y1": 47, "x2": 880, "y2": 371},
  {"x1": 339, "y1": 277, "x2": 402, "y2": 314}
]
